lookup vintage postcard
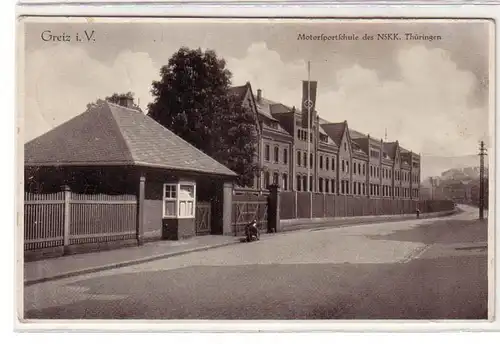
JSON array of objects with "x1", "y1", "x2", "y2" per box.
[{"x1": 17, "y1": 16, "x2": 494, "y2": 327}]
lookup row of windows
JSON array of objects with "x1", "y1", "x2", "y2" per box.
[
  {"x1": 263, "y1": 146, "x2": 420, "y2": 182},
  {"x1": 297, "y1": 151, "x2": 314, "y2": 169},
  {"x1": 297, "y1": 129, "x2": 313, "y2": 142},
  {"x1": 352, "y1": 161, "x2": 366, "y2": 176},
  {"x1": 370, "y1": 150, "x2": 380, "y2": 159},
  {"x1": 263, "y1": 171, "x2": 289, "y2": 191},
  {"x1": 264, "y1": 144, "x2": 289, "y2": 165},
  {"x1": 318, "y1": 154, "x2": 336, "y2": 171}
]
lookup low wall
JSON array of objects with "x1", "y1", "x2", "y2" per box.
[
  {"x1": 279, "y1": 191, "x2": 455, "y2": 220},
  {"x1": 280, "y1": 208, "x2": 459, "y2": 231}
]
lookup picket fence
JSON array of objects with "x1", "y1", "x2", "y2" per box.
[{"x1": 24, "y1": 189, "x2": 137, "y2": 252}]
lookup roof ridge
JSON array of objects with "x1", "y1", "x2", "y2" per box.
[
  {"x1": 106, "y1": 100, "x2": 143, "y2": 113},
  {"x1": 105, "y1": 102, "x2": 139, "y2": 164},
  {"x1": 140, "y1": 114, "x2": 236, "y2": 175}
]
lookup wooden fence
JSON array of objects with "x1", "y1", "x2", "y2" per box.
[
  {"x1": 24, "y1": 189, "x2": 137, "y2": 252},
  {"x1": 232, "y1": 188, "x2": 269, "y2": 236},
  {"x1": 280, "y1": 191, "x2": 454, "y2": 220}
]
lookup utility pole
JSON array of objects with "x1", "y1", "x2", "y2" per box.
[{"x1": 479, "y1": 141, "x2": 487, "y2": 220}]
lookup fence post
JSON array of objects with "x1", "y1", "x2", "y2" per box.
[
  {"x1": 294, "y1": 191, "x2": 298, "y2": 219},
  {"x1": 222, "y1": 181, "x2": 233, "y2": 235},
  {"x1": 136, "y1": 175, "x2": 146, "y2": 246},
  {"x1": 323, "y1": 192, "x2": 326, "y2": 217},
  {"x1": 268, "y1": 184, "x2": 280, "y2": 233},
  {"x1": 63, "y1": 185, "x2": 71, "y2": 255}
]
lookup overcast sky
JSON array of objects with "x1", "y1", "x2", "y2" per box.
[{"x1": 22, "y1": 18, "x2": 492, "y2": 156}]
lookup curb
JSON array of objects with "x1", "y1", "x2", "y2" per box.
[
  {"x1": 282, "y1": 209, "x2": 459, "y2": 232},
  {"x1": 24, "y1": 209, "x2": 460, "y2": 286},
  {"x1": 24, "y1": 241, "x2": 240, "y2": 286}
]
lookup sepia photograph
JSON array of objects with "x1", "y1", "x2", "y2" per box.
[{"x1": 18, "y1": 17, "x2": 493, "y2": 322}]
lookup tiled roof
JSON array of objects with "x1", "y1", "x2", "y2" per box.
[
  {"x1": 25, "y1": 102, "x2": 237, "y2": 177},
  {"x1": 321, "y1": 122, "x2": 347, "y2": 146},
  {"x1": 228, "y1": 84, "x2": 248, "y2": 103},
  {"x1": 349, "y1": 129, "x2": 367, "y2": 140},
  {"x1": 383, "y1": 142, "x2": 398, "y2": 160}
]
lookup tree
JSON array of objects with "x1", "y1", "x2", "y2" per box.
[
  {"x1": 87, "y1": 92, "x2": 142, "y2": 111},
  {"x1": 147, "y1": 47, "x2": 259, "y2": 186}
]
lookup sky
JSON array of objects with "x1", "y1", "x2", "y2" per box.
[{"x1": 22, "y1": 18, "x2": 493, "y2": 156}]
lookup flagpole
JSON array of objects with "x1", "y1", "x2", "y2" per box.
[{"x1": 307, "y1": 61, "x2": 312, "y2": 218}]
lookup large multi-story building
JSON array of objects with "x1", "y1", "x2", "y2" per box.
[{"x1": 230, "y1": 82, "x2": 421, "y2": 200}]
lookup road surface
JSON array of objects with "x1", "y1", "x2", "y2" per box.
[{"x1": 23, "y1": 205, "x2": 488, "y2": 320}]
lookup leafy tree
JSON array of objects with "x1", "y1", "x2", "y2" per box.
[
  {"x1": 147, "y1": 47, "x2": 260, "y2": 187},
  {"x1": 87, "y1": 92, "x2": 142, "y2": 111}
]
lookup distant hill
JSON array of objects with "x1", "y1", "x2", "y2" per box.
[{"x1": 420, "y1": 154, "x2": 487, "y2": 179}]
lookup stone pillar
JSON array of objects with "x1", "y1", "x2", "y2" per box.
[
  {"x1": 268, "y1": 184, "x2": 280, "y2": 233},
  {"x1": 222, "y1": 181, "x2": 233, "y2": 235},
  {"x1": 136, "y1": 175, "x2": 146, "y2": 245}
]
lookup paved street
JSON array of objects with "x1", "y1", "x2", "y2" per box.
[{"x1": 23, "y1": 206, "x2": 488, "y2": 320}]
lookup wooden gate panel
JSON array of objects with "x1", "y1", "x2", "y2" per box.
[{"x1": 195, "y1": 202, "x2": 211, "y2": 236}]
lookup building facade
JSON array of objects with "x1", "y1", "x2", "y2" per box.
[{"x1": 230, "y1": 82, "x2": 421, "y2": 200}]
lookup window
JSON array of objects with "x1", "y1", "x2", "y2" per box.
[
  {"x1": 341, "y1": 181, "x2": 345, "y2": 194},
  {"x1": 282, "y1": 174, "x2": 288, "y2": 190},
  {"x1": 363, "y1": 183, "x2": 366, "y2": 195},
  {"x1": 342, "y1": 160, "x2": 345, "y2": 172},
  {"x1": 370, "y1": 165, "x2": 373, "y2": 177},
  {"x1": 163, "y1": 182, "x2": 196, "y2": 218},
  {"x1": 163, "y1": 184, "x2": 177, "y2": 218},
  {"x1": 310, "y1": 154, "x2": 313, "y2": 169},
  {"x1": 274, "y1": 146, "x2": 279, "y2": 163},
  {"x1": 325, "y1": 179, "x2": 330, "y2": 193},
  {"x1": 264, "y1": 171, "x2": 270, "y2": 189},
  {"x1": 377, "y1": 167, "x2": 379, "y2": 178},
  {"x1": 332, "y1": 158, "x2": 336, "y2": 171},
  {"x1": 363, "y1": 164, "x2": 366, "y2": 175},
  {"x1": 178, "y1": 184, "x2": 196, "y2": 218},
  {"x1": 326, "y1": 157, "x2": 329, "y2": 170},
  {"x1": 302, "y1": 176, "x2": 307, "y2": 191},
  {"x1": 346, "y1": 181, "x2": 350, "y2": 194},
  {"x1": 265, "y1": 144, "x2": 270, "y2": 161},
  {"x1": 296, "y1": 175, "x2": 302, "y2": 191},
  {"x1": 283, "y1": 148, "x2": 288, "y2": 164},
  {"x1": 319, "y1": 178, "x2": 323, "y2": 192},
  {"x1": 297, "y1": 151, "x2": 301, "y2": 166},
  {"x1": 353, "y1": 162, "x2": 357, "y2": 175},
  {"x1": 303, "y1": 152, "x2": 307, "y2": 167},
  {"x1": 344, "y1": 142, "x2": 347, "y2": 150},
  {"x1": 273, "y1": 172, "x2": 279, "y2": 185},
  {"x1": 346, "y1": 161, "x2": 349, "y2": 173},
  {"x1": 319, "y1": 155, "x2": 323, "y2": 169},
  {"x1": 332, "y1": 179, "x2": 336, "y2": 193},
  {"x1": 309, "y1": 176, "x2": 313, "y2": 192}
]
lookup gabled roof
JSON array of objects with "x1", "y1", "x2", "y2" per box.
[
  {"x1": 228, "y1": 84, "x2": 248, "y2": 103},
  {"x1": 321, "y1": 121, "x2": 348, "y2": 146},
  {"x1": 383, "y1": 142, "x2": 399, "y2": 160},
  {"x1": 25, "y1": 102, "x2": 237, "y2": 177}
]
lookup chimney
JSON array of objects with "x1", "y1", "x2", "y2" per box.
[
  {"x1": 257, "y1": 89, "x2": 262, "y2": 102},
  {"x1": 118, "y1": 94, "x2": 134, "y2": 108}
]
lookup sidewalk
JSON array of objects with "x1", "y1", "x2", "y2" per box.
[
  {"x1": 24, "y1": 235, "x2": 240, "y2": 286},
  {"x1": 281, "y1": 209, "x2": 458, "y2": 231},
  {"x1": 24, "y1": 209, "x2": 459, "y2": 286}
]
